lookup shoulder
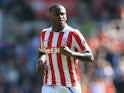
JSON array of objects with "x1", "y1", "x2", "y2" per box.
[
  {"x1": 42, "y1": 27, "x2": 52, "y2": 32},
  {"x1": 67, "y1": 25, "x2": 82, "y2": 35},
  {"x1": 64, "y1": 25, "x2": 80, "y2": 33},
  {"x1": 40, "y1": 27, "x2": 52, "y2": 35}
]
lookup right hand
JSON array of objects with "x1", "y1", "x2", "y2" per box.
[{"x1": 36, "y1": 61, "x2": 47, "y2": 74}]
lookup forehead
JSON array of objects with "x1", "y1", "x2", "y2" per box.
[{"x1": 50, "y1": 6, "x2": 66, "y2": 14}]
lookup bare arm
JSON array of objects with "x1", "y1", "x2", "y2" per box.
[
  {"x1": 60, "y1": 45, "x2": 94, "y2": 62},
  {"x1": 37, "y1": 51, "x2": 47, "y2": 74},
  {"x1": 37, "y1": 51, "x2": 46, "y2": 63}
]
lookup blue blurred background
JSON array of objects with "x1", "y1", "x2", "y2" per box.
[{"x1": 0, "y1": 0, "x2": 124, "y2": 93}]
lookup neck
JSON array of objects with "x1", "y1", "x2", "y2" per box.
[{"x1": 52, "y1": 24, "x2": 66, "y2": 32}]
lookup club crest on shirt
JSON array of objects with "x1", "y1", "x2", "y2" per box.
[{"x1": 82, "y1": 40, "x2": 86, "y2": 44}]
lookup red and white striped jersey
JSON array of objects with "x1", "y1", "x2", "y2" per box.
[{"x1": 39, "y1": 24, "x2": 91, "y2": 87}]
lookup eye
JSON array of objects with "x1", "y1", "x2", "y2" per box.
[
  {"x1": 56, "y1": 13, "x2": 64, "y2": 16},
  {"x1": 60, "y1": 13, "x2": 64, "y2": 15}
]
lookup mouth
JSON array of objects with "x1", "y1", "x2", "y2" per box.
[
  {"x1": 58, "y1": 20, "x2": 64, "y2": 23},
  {"x1": 58, "y1": 18, "x2": 64, "y2": 21},
  {"x1": 59, "y1": 19, "x2": 64, "y2": 22}
]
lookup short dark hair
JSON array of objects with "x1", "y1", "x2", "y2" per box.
[{"x1": 49, "y1": 4, "x2": 65, "y2": 14}]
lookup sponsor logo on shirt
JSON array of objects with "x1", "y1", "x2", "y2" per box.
[{"x1": 45, "y1": 47, "x2": 60, "y2": 54}]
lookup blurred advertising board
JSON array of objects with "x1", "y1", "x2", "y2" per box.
[{"x1": 27, "y1": 0, "x2": 77, "y2": 18}]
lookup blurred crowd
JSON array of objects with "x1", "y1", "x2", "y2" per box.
[
  {"x1": 0, "y1": 0, "x2": 124, "y2": 93},
  {"x1": 80, "y1": 21, "x2": 124, "y2": 93}
]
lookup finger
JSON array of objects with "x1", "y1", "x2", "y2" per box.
[{"x1": 61, "y1": 41, "x2": 64, "y2": 46}]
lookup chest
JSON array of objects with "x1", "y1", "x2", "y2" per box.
[{"x1": 43, "y1": 32, "x2": 70, "y2": 48}]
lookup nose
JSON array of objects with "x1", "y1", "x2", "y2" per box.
[{"x1": 58, "y1": 14, "x2": 63, "y2": 18}]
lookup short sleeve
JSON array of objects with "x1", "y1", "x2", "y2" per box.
[
  {"x1": 38, "y1": 31, "x2": 45, "y2": 52},
  {"x1": 72, "y1": 30, "x2": 91, "y2": 52}
]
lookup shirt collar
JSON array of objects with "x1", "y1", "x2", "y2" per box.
[{"x1": 51, "y1": 24, "x2": 69, "y2": 32}]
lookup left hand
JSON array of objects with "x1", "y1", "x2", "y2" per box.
[{"x1": 60, "y1": 45, "x2": 72, "y2": 56}]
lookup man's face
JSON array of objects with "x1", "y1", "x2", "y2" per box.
[{"x1": 49, "y1": 6, "x2": 67, "y2": 27}]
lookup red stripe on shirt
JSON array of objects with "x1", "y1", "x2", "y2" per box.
[
  {"x1": 40, "y1": 31, "x2": 49, "y2": 84},
  {"x1": 74, "y1": 59, "x2": 80, "y2": 83},
  {"x1": 44, "y1": 69, "x2": 48, "y2": 84},
  {"x1": 41, "y1": 31, "x2": 45, "y2": 42},
  {"x1": 40, "y1": 31, "x2": 48, "y2": 84},
  {"x1": 48, "y1": 32, "x2": 56, "y2": 84},
  {"x1": 56, "y1": 32, "x2": 66, "y2": 86},
  {"x1": 39, "y1": 31, "x2": 46, "y2": 49},
  {"x1": 73, "y1": 31, "x2": 86, "y2": 51},
  {"x1": 67, "y1": 32, "x2": 76, "y2": 86},
  {"x1": 74, "y1": 48, "x2": 80, "y2": 82}
]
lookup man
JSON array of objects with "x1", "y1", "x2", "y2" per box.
[{"x1": 37, "y1": 4, "x2": 94, "y2": 93}]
